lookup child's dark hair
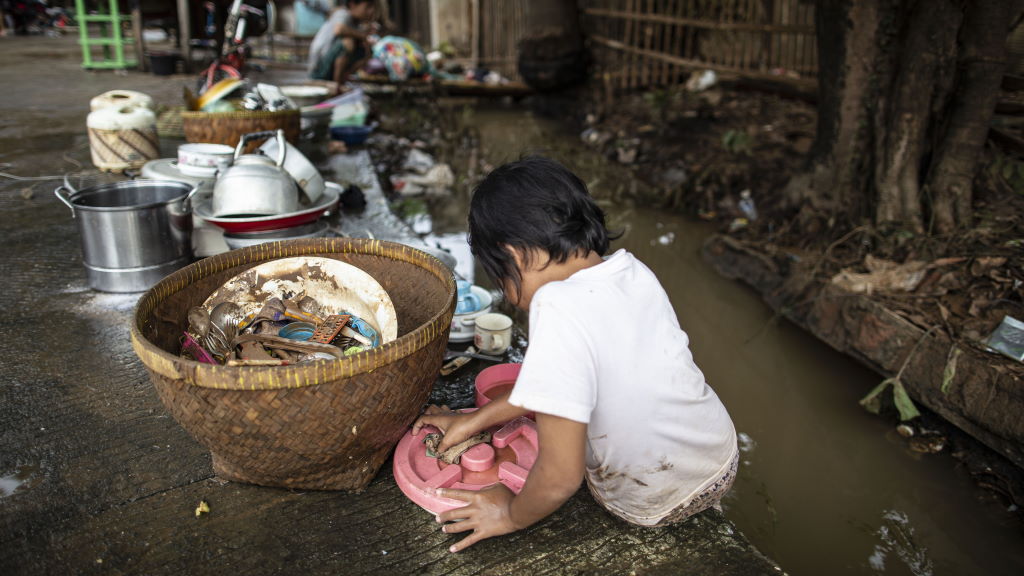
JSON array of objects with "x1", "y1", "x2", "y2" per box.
[{"x1": 468, "y1": 156, "x2": 616, "y2": 295}]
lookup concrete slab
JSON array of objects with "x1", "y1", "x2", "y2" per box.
[{"x1": 0, "y1": 34, "x2": 781, "y2": 575}]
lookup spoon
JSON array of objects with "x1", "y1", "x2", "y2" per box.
[
  {"x1": 187, "y1": 306, "x2": 212, "y2": 340},
  {"x1": 210, "y1": 301, "x2": 244, "y2": 343},
  {"x1": 444, "y1": 350, "x2": 503, "y2": 362},
  {"x1": 188, "y1": 306, "x2": 229, "y2": 360}
]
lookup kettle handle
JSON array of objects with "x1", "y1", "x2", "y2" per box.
[{"x1": 234, "y1": 130, "x2": 287, "y2": 167}]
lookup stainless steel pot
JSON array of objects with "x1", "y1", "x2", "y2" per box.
[
  {"x1": 212, "y1": 130, "x2": 298, "y2": 217},
  {"x1": 55, "y1": 179, "x2": 198, "y2": 292}
]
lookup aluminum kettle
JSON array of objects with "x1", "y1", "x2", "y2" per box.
[{"x1": 212, "y1": 130, "x2": 299, "y2": 217}]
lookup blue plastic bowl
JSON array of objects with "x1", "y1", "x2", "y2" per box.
[
  {"x1": 330, "y1": 123, "x2": 376, "y2": 146},
  {"x1": 278, "y1": 321, "x2": 316, "y2": 340}
]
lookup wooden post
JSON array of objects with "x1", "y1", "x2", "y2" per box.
[
  {"x1": 177, "y1": 0, "x2": 191, "y2": 72},
  {"x1": 132, "y1": 5, "x2": 147, "y2": 72},
  {"x1": 470, "y1": 0, "x2": 479, "y2": 70}
]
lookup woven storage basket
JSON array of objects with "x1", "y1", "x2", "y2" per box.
[
  {"x1": 181, "y1": 109, "x2": 301, "y2": 151},
  {"x1": 130, "y1": 238, "x2": 456, "y2": 490}
]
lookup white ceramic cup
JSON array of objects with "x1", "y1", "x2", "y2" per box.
[
  {"x1": 178, "y1": 143, "x2": 234, "y2": 169},
  {"x1": 474, "y1": 313, "x2": 513, "y2": 355}
]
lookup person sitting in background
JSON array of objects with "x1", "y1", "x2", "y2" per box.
[{"x1": 307, "y1": 0, "x2": 377, "y2": 94}]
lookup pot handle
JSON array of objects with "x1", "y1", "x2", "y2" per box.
[
  {"x1": 54, "y1": 184, "x2": 76, "y2": 217},
  {"x1": 233, "y1": 129, "x2": 287, "y2": 166},
  {"x1": 180, "y1": 185, "x2": 201, "y2": 213}
]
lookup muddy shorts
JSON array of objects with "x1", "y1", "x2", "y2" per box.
[{"x1": 653, "y1": 452, "x2": 739, "y2": 526}]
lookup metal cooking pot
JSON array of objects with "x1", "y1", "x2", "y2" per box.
[
  {"x1": 55, "y1": 179, "x2": 198, "y2": 292},
  {"x1": 212, "y1": 130, "x2": 298, "y2": 217}
]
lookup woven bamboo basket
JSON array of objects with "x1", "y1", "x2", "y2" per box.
[
  {"x1": 130, "y1": 238, "x2": 456, "y2": 491},
  {"x1": 181, "y1": 109, "x2": 301, "y2": 151}
]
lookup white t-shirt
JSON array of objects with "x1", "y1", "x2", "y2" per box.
[
  {"x1": 307, "y1": 8, "x2": 354, "y2": 74},
  {"x1": 508, "y1": 249, "x2": 737, "y2": 526}
]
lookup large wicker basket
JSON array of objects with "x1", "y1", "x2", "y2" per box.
[
  {"x1": 181, "y1": 109, "x2": 301, "y2": 150},
  {"x1": 130, "y1": 239, "x2": 456, "y2": 491}
]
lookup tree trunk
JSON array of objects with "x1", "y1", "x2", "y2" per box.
[
  {"x1": 517, "y1": 0, "x2": 586, "y2": 91},
  {"x1": 791, "y1": 0, "x2": 1022, "y2": 236},
  {"x1": 928, "y1": 0, "x2": 1020, "y2": 233},
  {"x1": 800, "y1": 0, "x2": 880, "y2": 219},
  {"x1": 871, "y1": 0, "x2": 960, "y2": 232}
]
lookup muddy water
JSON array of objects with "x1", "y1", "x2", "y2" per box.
[{"x1": 413, "y1": 103, "x2": 1024, "y2": 575}]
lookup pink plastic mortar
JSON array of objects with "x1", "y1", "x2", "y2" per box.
[{"x1": 394, "y1": 363, "x2": 536, "y2": 515}]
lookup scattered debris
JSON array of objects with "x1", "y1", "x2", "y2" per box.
[
  {"x1": 655, "y1": 232, "x2": 675, "y2": 246},
  {"x1": 908, "y1": 435, "x2": 947, "y2": 454},
  {"x1": 984, "y1": 315, "x2": 1024, "y2": 362},
  {"x1": 738, "y1": 189, "x2": 757, "y2": 221},
  {"x1": 831, "y1": 255, "x2": 930, "y2": 294},
  {"x1": 195, "y1": 500, "x2": 210, "y2": 517},
  {"x1": 685, "y1": 69, "x2": 718, "y2": 92},
  {"x1": 390, "y1": 164, "x2": 454, "y2": 196}
]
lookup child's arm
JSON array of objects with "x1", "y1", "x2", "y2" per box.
[
  {"x1": 434, "y1": 412, "x2": 587, "y2": 552},
  {"x1": 412, "y1": 391, "x2": 529, "y2": 452},
  {"x1": 333, "y1": 21, "x2": 370, "y2": 41}
]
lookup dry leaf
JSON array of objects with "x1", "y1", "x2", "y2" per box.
[{"x1": 832, "y1": 256, "x2": 928, "y2": 294}]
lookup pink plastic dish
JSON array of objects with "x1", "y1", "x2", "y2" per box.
[
  {"x1": 393, "y1": 415, "x2": 538, "y2": 515},
  {"x1": 474, "y1": 363, "x2": 522, "y2": 408}
]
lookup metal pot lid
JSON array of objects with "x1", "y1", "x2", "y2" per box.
[{"x1": 141, "y1": 158, "x2": 215, "y2": 187}]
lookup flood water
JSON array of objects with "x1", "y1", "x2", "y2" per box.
[{"x1": 401, "y1": 102, "x2": 1024, "y2": 575}]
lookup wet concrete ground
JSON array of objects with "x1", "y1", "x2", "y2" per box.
[{"x1": 0, "y1": 35, "x2": 780, "y2": 574}]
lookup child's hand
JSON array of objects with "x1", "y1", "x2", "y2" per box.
[
  {"x1": 411, "y1": 405, "x2": 479, "y2": 451},
  {"x1": 435, "y1": 484, "x2": 517, "y2": 552}
]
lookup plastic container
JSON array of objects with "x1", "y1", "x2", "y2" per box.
[
  {"x1": 148, "y1": 51, "x2": 179, "y2": 76},
  {"x1": 474, "y1": 363, "x2": 523, "y2": 408},
  {"x1": 330, "y1": 123, "x2": 376, "y2": 146},
  {"x1": 90, "y1": 90, "x2": 155, "y2": 112},
  {"x1": 87, "y1": 105, "x2": 160, "y2": 172}
]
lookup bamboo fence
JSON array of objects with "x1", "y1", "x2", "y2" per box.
[
  {"x1": 581, "y1": 0, "x2": 818, "y2": 92},
  {"x1": 477, "y1": 0, "x2": 528, "y2": 81},
  {"x1": 401, "y1": 0, "x2": 527, "y2": 81}
]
